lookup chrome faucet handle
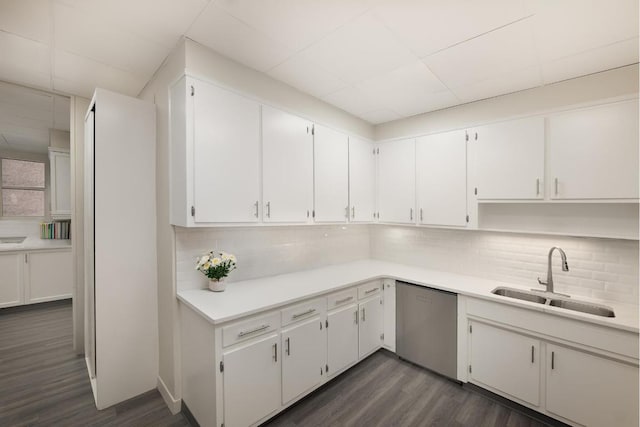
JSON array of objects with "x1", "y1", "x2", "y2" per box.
[{"x1": 537, "y1": 277, "x2": 547, "y2": 285}]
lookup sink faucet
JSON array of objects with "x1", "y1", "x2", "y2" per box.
[{"x1": 537, "y1": 247, "x2": 569, "y2": 294}]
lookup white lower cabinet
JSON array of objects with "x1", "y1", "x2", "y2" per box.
[
  {"x1": 327, "y1": 303, "x2": 358, "y2": 376},
  {"x1": 469, "y1": 321, "x2": 540, "y2": 406},
  {"x1": 546, "y1": 344, "x2": 639, "y2": 427},
  {"x1": 358, "y1": 295, "x2": 384, "y2": 358},
  {"x1": 223, "y1": 333, "x2": 281, "y2": 427},
  {"x1": 382, "y1": 280, "x2": 396, "y2": 352},
  {"x1": 0, "y1": 252, "x2": 22, "y2": 308},
  {"x1": 281, "y1": 316, "x2": 326, "y2": 404}
]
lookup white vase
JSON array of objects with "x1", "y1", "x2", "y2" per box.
[{"x1": 209, "y1": 278, "x2": 226, "y2": 292}]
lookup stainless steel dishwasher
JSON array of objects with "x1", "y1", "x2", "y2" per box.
[{"x1": 396, "y1": 281, "x2": 457, "y2": 380}]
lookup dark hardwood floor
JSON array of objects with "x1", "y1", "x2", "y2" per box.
[{"x1": 0, "y1": 300, "x2": 189, "y2": 427}]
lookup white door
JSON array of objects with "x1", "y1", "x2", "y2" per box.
[
  {"x1": 348, "y1": 136, "x2": 376, "y2": 223},
  {"x1": 469, "y1": 322, "x2": 540, "y2": 406},
  {"x1": 358, "y1": 295, "x2": 383, "y2": 358},
  {"x1": 0, "y1": 253, "x2": 22, "y2": 308},
  {"x1": 475, "y1": 117, "x2": 544, "y2": 200},
  {"x1": 25, "y1": 251, "x2": 72, "y2": 304},
  {"x1": 416, "y1": 130, "x2": 467, "y2": 227},
  {"x1": 223, "y1": 333, "x2": 281, "y2": 427},
  {"x1": 327, "y1": 304, "x2": 358, "y2": 376},
  {"x1": 377, "y1": 139, "x2": 416, "y2": 224},
  {"x1": 192, "y1": 80, "x2": 261, "y2": 223},
  {"x1": 546, "y1": 344, "x2": 639, "y2": 427},
  {"x1": 262, "y1": 106, "x2": 313, "y2": 223},
  {"x1": 281, "y1": 317, "x2": 326, "y2": 404},
  {"x1": 548, "y1": 100, "x2": 639, "y2": 200},
  {"x1": 313, "y1": 124, "x2": 348, "y2": 223},
  {"x1": 382, "y1": 280, "x2": 396, "y2": 352}
]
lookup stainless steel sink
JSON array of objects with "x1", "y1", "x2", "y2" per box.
[
  {"x1": 491, "y1": 286, "x2": 615, "y2": 318},
  {"x1": 548, "y1": 299, "x2": 615, "y2": 318},
  {"x1": 0, "y1": 236, "x2": 26, "y2": 244},
  {"x1": 492, "y1": 287, "x2": 547, "y2": 304}
]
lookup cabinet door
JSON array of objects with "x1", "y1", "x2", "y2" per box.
[
  {"x1": 281, "y1": 317, "x2": 326, "y2": 404},
  {"x1": 262, "y1": 106, "x2": 313, "y2": 223},
  {"x1": 0, "y1": 253, "x2": 23, "y2": 308},
  {"x1": 475, "y1": 117, "x2": 544, "y2": 200},
  {"x1": 313, "y1": 124, "x2": 348, "y2": 223},
  {"x1": 348, "y1": 136, "x2": 376, "y2": 223},
  {"x1": 548, "y1": 100, "x2": 639, "y2": 200},
  {"x1": 416, "y1": 130, "x2": 467, "y2": 226},
  {"x1": 382, "y1": 280, "x2": 396, "y2": 352},
  {"x1": 546, "y1": 344, "x2": 639, "y2": 427},
  {"x1": 223, "y1": 334, "x2": 280, "y2": 427},
  {"x1": 327, "y1": 304, "x2": 358, "y2": 376},
  {"x1": 192, "y1": 80, "x2": 261, "y2": 223},
  {"x1": 50, "y1": 150, "x2": 71, "y2": 216},
  {"x1": 377, "y1": 139, "x2": 415, "y2": 224},
  {"x1": 358, "y1": 295, "x2": 383, "y2": 358},
  {"x1": 469, "y1": 322, "x2": 540, "y2": 406},
  {"x1": 26, "y1": 251, "x2": 72, "y2": 304}
]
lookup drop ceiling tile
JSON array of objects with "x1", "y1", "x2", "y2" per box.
[
  {"x1": 187, "y1": 3, "x2": 293, "y2": 72},
  {"x1": 53, "y1": 49, "x2": 147, "y2": 98},
  {"x1": 451, "y1": 65, "x2": 542, "y2": 103},
  {"x1": 299, "y1": 12, "x2": 418, "y2": 85},
  {"x1": 0, "y1": 32, "x2": 51, "y2": 91},
  {"x1": 54, "y1": 2, "x2": 170, "y2": 76},
  {"x1": 423, "y1": 18, "x2": 538, "y2": 89},
  {"x1": 0, "y1": 0, "x2": 51, "y2": 43},
  {"x1": 541, "y1": 38, "x2": 640, "y2": 84},
  {"x1": 266, "y1": 55, "x2": 348, "y2": 98},
  {"x1": 321, "y1": 86, "x2": 381, "y2": 117},
  {"x1": 527, "y1": 0, "x2": 639, "y2": 62},
  {"x1": 355, "y1": 61, "x2": 451, "y2": 116},
  {"x1": 358, "y1": 109, "x2": 402, "y2": 124},
  {"x1": 374, "y1": 0, "x2": 529, "y2": 57},
  {"x1": 213, "y1": 0, "x2": 381, "y2": 52}
]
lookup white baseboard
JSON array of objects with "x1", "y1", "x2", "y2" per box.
[{"x1": 157, "y1": 376, "x2": 181, "y2": 415}]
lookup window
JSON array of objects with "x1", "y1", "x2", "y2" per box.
[{"x1": 1, "y1": 158, "x2": 45, "y2": 217}]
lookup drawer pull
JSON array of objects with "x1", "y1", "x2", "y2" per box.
[
  {"x1": 238, "y1": 324, "x2": 269, "y2": 337},
  {"x1": 531, "y1": 346, "x2": 534, "y2": 363},
  {"x1": 335, "y1": 296, "x2": 353, "y2": 305},
  {"x1": 292, "y1": 308, "x2": 316, "y2": 319},
  {"x1": 364, "y1": 287, "x2": 378, "y2": 294}
]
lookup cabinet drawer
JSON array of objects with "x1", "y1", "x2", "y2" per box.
[
  {"x1": 281, "y1": 298, "x2": 324, "y2": 327},
  {"x1": 223, "y1": 312, "x2": 280, "y2": 348},
  {"x1": 357, "y1": 281, "x2": 382, "y2": 300},
  {"x1": 327, "y1": 288, "x2": 358, "y2": 310}
]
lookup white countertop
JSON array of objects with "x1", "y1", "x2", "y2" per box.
[
  {"x1": 0, "y1": 236, "x2": 71, "y2": 252},
  {"x1": 177, "y1": 259, "x2": 639, "y2": 333}
]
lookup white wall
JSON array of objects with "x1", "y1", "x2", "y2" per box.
[
  {"x1": 49, "y1": 129, "x2": 70, "y2": 150},
  {"x1": 372, "y1": 226, "x2": 639, "y2": 305},
  {"x1": 176, "y1": 225, "x2": 371, "y2": 290}
]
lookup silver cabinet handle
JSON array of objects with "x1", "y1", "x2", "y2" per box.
[
  {"x1": 254, "y1": 201, "x2": 259, "y2": 218},
  {"x1": 531, "y1": 346, "x2": 534, "y2": 363},
  {"x1": 335, "y1": 296, "x2": 353, "y2": 305},
  {"x1": 554, "y1": 178, "x2": 559, "y2": 196},
  {"x1": 351, "y1": 206, "x2": 355, "y2": 219},
  {"x1": 410, "y1": 208, "x2": 413, "y2": 221},
  {"x1": 361, "y1": 307, "x2": 366, "y2": 322},
  {"x1": 420, "y1": 208, "x2": 423, "y2": 222},
  {"x1": 551, "y1": 351, "x2": 555, "y2": 370},
  {"x1": 285, "y1": 337, "x2": 290, "y2": 356},
  {"x1": 238, "y1": 324, "x2": 269, "y2": 337},
  {"x1": 273, "y1": 343, "x2": 277, "y2": 362},
  {"x1": 536, "y1": 179, "x2": 540, "y2": 196},
  {"x1": 364, "y1": 287, "x2": 378, "y2": 294},
  {"x1": 266, "y1": 201, "x2": 271, "y2": 218},
  {"x1": 354, "y1": 310, "x2": 358, "y2": 324},
  {"x1": 292, "y1": 308, "x2": 316, "y2": 319}
]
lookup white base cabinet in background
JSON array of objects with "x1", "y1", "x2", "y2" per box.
[
  {"x1": 382, "y1": 279, "x2": 396, "y2": 352},
  {"x1": 358, "y1": 291, "x2": 384, "y2": 358},
  {"x1": 327, "y1": 303, "x2": 359, "y2": 376},
  {"x1": 0, "y1": 249, "x2": 71, "y2": 308}
]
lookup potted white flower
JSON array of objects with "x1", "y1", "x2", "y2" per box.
[{"x1": 195, "y1": 251, "x2": 237, "y2": 292}]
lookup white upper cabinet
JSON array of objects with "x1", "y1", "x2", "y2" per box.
[
  {"x1": 348, "y1": 136, "x2": 376, "y2": 223},
  {"x1": 416, "y1": 130, "x2": 467, "y2": 227},
  {"x1": 262, "y1": 106, "x2": 313, "y2": 223},
  {"x1": 475, "y1": 117, "x2": 545, "y2": 200},
  {"x1": 313, "y1": 124, "x2": 349, "y2": 223},
  {"x1": 49, "y1": 148, "x2": 71, "y2": 219},
  {"x1": 548, "y1": 100, "x2": 639, "y2": 200},
  {"x1": 377, "y1": 139, "x2": 416, "y2": 224},
  {"x1": 170, "y1": 76, "x2": 261, "y2": 226}
]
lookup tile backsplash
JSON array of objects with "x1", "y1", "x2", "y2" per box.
[
  {"x1": 371, "y1": 226, "x2": 639, "y2": 305},
  {"x1": 176, "y1": 224, "x2": 371, "y2": 290},
  {"x1": 0, "y1": 220, "x2": 40, "y2": 237},
  {"x1": 175, "y1": 224, "x2": 639, "y2": 305}
]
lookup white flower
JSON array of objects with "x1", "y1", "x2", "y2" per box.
[{"x1": 212, "y1": 257, "x2": 221, "y2": 266}]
